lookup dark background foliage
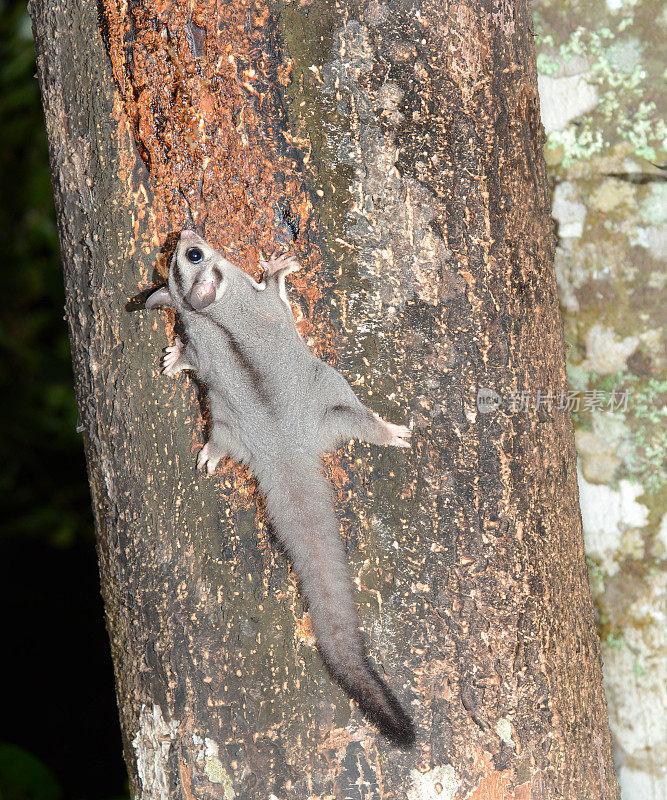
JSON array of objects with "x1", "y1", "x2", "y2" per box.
[{"x1": 0, "y1": 2, "x2": 127, "y2": 797}]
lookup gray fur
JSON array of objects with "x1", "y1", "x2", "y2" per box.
[{"x1": 146, "y1": 230, "x2": 415, "y2": 746}]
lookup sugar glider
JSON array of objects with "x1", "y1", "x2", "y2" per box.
[{"x1": 146, "y1": 229, "x2": 415, "y2": 746}]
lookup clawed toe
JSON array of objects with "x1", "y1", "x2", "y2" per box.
[
  {"x1": 161, "y1": 336, "x2": 191, "y2": 377},
  {"x1": 385, "y1": 422, "x2": 412, "y2": 448},
  {"x1": 197, "y1": 443, "x2": 221, "y2": 475},
  {"x1": 261, "y1": 251, "x2": 300, "y2": 278},
  {"x1": 162, "y1": 348, "x2": 179, "y2": 374}
]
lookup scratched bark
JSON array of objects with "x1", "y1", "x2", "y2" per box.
[{"x1": 30, "y1": 0, "x2": 619, "y2": 797}]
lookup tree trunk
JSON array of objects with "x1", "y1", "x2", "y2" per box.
[{"x1": 30, "y1": 0, "x2": 619, "y2": 797}]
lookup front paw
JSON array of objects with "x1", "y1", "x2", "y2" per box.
[
  {"x1": 259, "y1": 251, "x2": 300, "y2": 279},
  {"x1": 197, "y1": 443, "x2": 222, "y2": 475},
  {"x1": 162, "y1": 336, "x2": 191, "y2": 377}
]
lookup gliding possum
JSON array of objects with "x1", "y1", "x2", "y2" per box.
[{"x1": 146, "y1": 229, "x2": 415, "y2": 746}]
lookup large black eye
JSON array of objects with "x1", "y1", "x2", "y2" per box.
[{"x1": 186, "y1": 247, "x2": 203, "y2": 264}]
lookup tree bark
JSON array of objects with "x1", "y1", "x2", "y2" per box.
[{"x1": 30, "y1": 0, "x2": 619, "y2": 797}]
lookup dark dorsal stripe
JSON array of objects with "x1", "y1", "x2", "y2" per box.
[
  {"x1": 172, "y1": 258, "x2": 186, "y2": 295},
  {"x1": 330, "y1": 404, "x2": 356, "y2": 414},
  {"x1": 211, "y1": 319, "x2": 273, "y2": 407}
]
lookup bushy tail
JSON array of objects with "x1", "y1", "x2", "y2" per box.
[{"x1": 258, "y1": 459, "x2": 415, "y2": 747}]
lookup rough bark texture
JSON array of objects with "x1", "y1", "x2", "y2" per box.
[
  {"x1": 534, "y1": 3, "x2": 667, "y2": 797},
  {"x1": 30, "y1": 0, "x2": 620, "y2": 797}
]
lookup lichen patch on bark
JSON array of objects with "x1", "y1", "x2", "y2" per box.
[{"x1": 132, "y1": 704, "x2": 180, "y2": 800}]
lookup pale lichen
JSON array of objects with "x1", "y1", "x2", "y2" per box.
[
  {"x1": 578, "y1": 467, "x2": 649, "y2": 576},
  {"x1": 536, "y1": 17, "x2": 665, "y2": 167},
  {"x1": 132, "y1": 705, "x2": 179, "y2": 800},
  {"x1": 581, "y1": 325, "x2": 639, "y2": 375},
  {"x1": 203, "y1": 738, "x2": 234, "y2": 794},
  {"x1": 496, "y1": 717, "x2": 516, "y2": 747},
  {"x1": 407, "y1": 765, "x2": 460, "y2": 800}
]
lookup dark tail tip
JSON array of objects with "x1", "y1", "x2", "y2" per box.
[
  {"x1": 336, "y1": 660, "x2": 416, "y2": 748},
  {"x1": 373, "y1": 693, "x2": 416, "y2": 749}
]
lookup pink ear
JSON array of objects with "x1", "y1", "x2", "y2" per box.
[
  {"x1": 145, "y1": 286, "x2": 174, "y2": 310},
  {"x1": 188, "y1": 279, "x2": 216, "y2": 310}
]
